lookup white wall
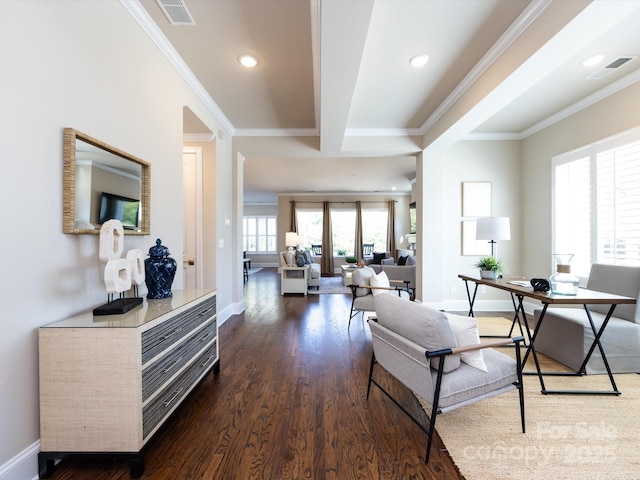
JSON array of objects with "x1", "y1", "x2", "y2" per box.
[
  {"x1": 521, "y1": 82, "x2": 640, "y2": 280},
  {"x1": 420, "y1": 140, "x2": 522, "y2": 310},
  {"x1": 0, "y1": 2, "x2": 235, "y2": 479}
]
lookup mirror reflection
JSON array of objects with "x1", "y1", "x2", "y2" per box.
[{"x1": 63, "y1": 128, "x2": 150, "y2": 235}]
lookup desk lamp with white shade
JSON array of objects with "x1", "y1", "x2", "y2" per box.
[{"x1": 475, "y1": 217, "x2": 510, "y2": 257}]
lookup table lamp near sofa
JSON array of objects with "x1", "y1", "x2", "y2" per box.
[{"x1": 285, "y1": 231, "x2": 303, "y2": 266}]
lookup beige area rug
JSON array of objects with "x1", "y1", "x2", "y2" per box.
[
  {"x1": 418, "y1": 317, "x2": 640, "y2": 480},
  {"x1": 308, "y1": 275, "x2": 350, "y2": 295}
]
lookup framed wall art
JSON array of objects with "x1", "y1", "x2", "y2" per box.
[
  {"x1": 461, "y1": 220, "x2": 492, "y2": 256},
  {"x1": 461, "y1": 182, "x2": 492, "y2": 255},
  {"x1": 461, "y1": 181, "x2": 491, "y2": 217}
]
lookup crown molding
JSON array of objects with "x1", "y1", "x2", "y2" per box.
[
  {"x1": 520, "y1": 68, "x2": 640, "y2": 138},
  {"x1": 419, "y1": 0, "x2": 552, "y2": 135},
  {"x1": 278, "y1": 191, "x2": 410, "y2": 198},
  {"x1": 233, "y1": 128, "x2": 319, "y2": 137},
  {"x1": 121, "y1": 0, "x2": 235, "y2": 135},
  {"x1": 344, "y1": 128, "x2": 423, "y2": 137}
]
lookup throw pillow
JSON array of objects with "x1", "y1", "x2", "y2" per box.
[
  {"x1": 372, "y1": 252, "x2": 386, "y2": 264},
  {"x1": 303, "y1": 250, "x2": 313, "y2": 265},
  {"x1": 295, "y1": 250, "x2": 309, "y2": 265},
  {"x1": 375, "y1": 293, "x2": 460, "y2": 373},
  {"x1": 397, "y1": 255, "x2": 408, "y2": 266},
  {"x1": 369, "y1": 271, "x2": 390, "y2": 296},
  {"x1": 446, "y1": 313, "x2": 487, "y2": 372},
  {"x1": 405, "y1": 255, "x2": 416, "y2": 266}
]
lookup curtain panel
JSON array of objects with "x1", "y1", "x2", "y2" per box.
[
  {"x1": 387, "y1": 200, "x2": 396, "y2": 255},
  {"x1": 321, "y1": 201, "x2": 334, "y2": 275},
  {"x1": 354, "y1": 201, "x2": 363, "y2": 260}
]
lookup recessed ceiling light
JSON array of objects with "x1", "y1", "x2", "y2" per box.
[
  {"x1": 410, "y1": 54, "x2": 429, "y2": 68},
  {"x1": 583, "y1": 54, "x2": 605, "y2": 67},
  {"x1": 238, "y1": 54, "x2": 258, "y2": 68}
]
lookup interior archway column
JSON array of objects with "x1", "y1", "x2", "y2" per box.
[{"x1": 415, "y1": 149, "x2": 446, "y2": 305}]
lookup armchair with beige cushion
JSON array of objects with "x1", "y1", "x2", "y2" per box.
[
  {"x1": 348, "y1": 267, "x2": 409, "y2": 329},
  {"x1": 368, "y1": 293, "x2": 525, "y2": 462}
]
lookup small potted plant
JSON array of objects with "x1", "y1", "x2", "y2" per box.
[
  {"x1": 473, "y1": 256, "x2": 504, "y2": 279},
  {"x1": 345, "y1": 256, "x2": 358, "y2": 265},
  {"x1": 337, "y1": 248, "x2": 347, "y2": 256}
]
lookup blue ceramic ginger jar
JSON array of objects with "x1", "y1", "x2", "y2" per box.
[{"x1": 145, "y1": 239, "x2": 177, "y2": 299}]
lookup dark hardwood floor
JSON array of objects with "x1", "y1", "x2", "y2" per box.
[{"x1": 46, "y1": 268, "x2": 471, "y2": 479}]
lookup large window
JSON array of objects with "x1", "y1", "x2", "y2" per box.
[
  {"x1": 296, "y1": 209, "x2": 323, "y2": 249},
  {"x1": 296, "y1": 205, "x2": 389, "y2": 255},
  {"x1": 331, "y1": 207, "x2": 356, "y2": 255},
  {"x1": 243, "y1": 216, "x2": 277, "y2": 253},
  {"x1": 362, "y1": 208, "x2": 388, "y2": 253},
  {"x1": 553, "y1": 127, "x2": 640, "y2": 279}
]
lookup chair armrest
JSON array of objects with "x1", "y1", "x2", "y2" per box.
[
  {"x1": 452, "y1": 336, "x2": 524, "y2": 355},
  {"x1": 350, "y1": 284, "x2": 399, "y2": 292},
  {"x1": 427, "y1": 336, "x2": 525, "y2": 358}
]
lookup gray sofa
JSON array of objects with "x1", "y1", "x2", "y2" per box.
[
  {"x1": 367, "y1": 252, "x2": 416, "y2": 292},
  {"x1": 533, "y1": 263, "x2": 640, "y2": 374}
]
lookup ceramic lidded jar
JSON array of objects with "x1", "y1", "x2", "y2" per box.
[{"x1": 145, "y1": 238, "x2": 177, "y2": 299}]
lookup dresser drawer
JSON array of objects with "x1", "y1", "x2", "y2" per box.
[
  {"x1": 142, "y1": 342, "x2": 217, "y2": 439},
  {"x1": 141, "y1": 296, "x2": 216, "y2": 364},
  {"x1": 141, "y1": 319, "x2": 216, "y2": 402}
]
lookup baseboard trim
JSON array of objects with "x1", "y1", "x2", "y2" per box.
[{"x1": 0, "y1": 440, "x2": 40, "y2": 480}]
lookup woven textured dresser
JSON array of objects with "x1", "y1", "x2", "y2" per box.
[{"x1": 38, "y1": 289, "x2": 218, "y2": 478}]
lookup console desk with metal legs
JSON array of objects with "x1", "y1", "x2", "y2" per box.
[{"x1": 458, "y1": 274, "x2": 636, "y2": 396}]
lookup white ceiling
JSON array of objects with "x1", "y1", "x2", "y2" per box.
[{"x1": 134, "y1": 0, "x2": 640, "y2": 203}]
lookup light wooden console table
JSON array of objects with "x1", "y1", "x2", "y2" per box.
[
  {"x1": 458, "y1": 274, "x2": 636, "y2": 396},
  {"x1": 38, "y1": 289, "x2": 218, "y2": 478}
]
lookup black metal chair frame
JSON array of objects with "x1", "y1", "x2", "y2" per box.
[
  {"x1": 363, "y1": 243, "x2": 374, "y2": 256},
  {"x1": 311, "y1": 244, "x2": 322, "y2": 256},
  {"x1": 366, "y1": 322, "x2": 526, "y2": 463}
]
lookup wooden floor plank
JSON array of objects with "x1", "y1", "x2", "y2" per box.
[{"x1": 45, "y1": 268, "x2": 470, "y2": 479}]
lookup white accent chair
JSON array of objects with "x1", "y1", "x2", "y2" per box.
[
  {"x1": 368, "y1": 293, "x2": 525, "y2": 462},
  {"x1": 348, "y1": 267, "x2": 409, "y2": 329}
]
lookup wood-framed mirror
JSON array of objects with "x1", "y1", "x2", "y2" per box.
[{"x1": 63, "y1": 128, "x2": 150, "y2": 235}]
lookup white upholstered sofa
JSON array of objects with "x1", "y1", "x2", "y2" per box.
[
  {"x1": 279, "y1": 250, "x2": 321, "y2": 290},
  {"x1": 533, "y1": 263, "x2": 640, "y2": 374}
]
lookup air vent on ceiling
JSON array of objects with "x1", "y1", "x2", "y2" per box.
[
  {"x1": 586, "y1": 56, "x2": 636, "y2": 80},
  {"x1": 157, "y1": 0, "x2": 195, "y2": 25}
]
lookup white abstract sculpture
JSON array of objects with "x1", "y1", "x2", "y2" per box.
[{"x1": 93, "y1": 219, "x2": 145, "y2": 315}]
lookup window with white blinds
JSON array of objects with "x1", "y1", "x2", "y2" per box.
[
  {"x1": 553, "y1": 127, "x2": 640, "y2": 279},
  {"x1": 243, "y1": 216, "x2": 277, "y2": 253}
]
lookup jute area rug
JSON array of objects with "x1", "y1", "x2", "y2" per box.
[{"x1": 417, "y1": 317, "x2": 640, "y2": 480}]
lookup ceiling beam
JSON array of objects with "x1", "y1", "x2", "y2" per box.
[
  {"x1": 319, "y1": 0, "x2": 375, "y2": 153},
  {"x1": 422, "y1": 0, "x2": 640, "y2": 151}
]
